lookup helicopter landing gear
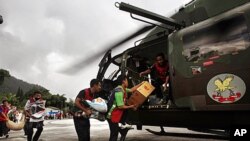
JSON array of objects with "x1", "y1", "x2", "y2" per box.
[{"x1": 146, "y1": 126, "x2": 168, "y2": 135}]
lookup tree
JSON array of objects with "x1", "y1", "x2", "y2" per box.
[
  {"x1": 16, "y1": 87, "x2": 24, "y2": 102},
  {"x1": 0, "y1": 93, "x2": 19, "y2": 107},
  {"x1": 0, "y1": 69, "x2": 10, "y2": 85}
]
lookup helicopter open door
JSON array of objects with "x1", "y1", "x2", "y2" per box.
[
  {"x1": 97, "y1": 50, "x2": 112, "y2": 80},
  {"x1": 96, "y1": 50, "x2": 125, "y2": 100}
]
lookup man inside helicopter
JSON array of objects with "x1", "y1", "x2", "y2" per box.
[{"x1": 139, "y1": 53, "x2": 170, "y2": 104}]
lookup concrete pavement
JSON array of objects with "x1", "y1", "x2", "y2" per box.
[{"x1": 0, "y1": 119, "x2": 228, "y2": 141}]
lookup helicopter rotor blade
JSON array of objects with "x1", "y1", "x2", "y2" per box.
[
  {"x1": 106, "y1": 25, "x2": 155, "y2": 50},
  {"x1": 61, "y1": 25, "x2": 155, "y2": 75}
]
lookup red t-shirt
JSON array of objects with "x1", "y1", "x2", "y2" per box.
[
  {"x1": 0, "y1": 105, "x2": 9, "y2": 121},
  {"x1": 150, "y1": 61, "x2": 169, "y2": 82},
  {"x1": 76, "y1": 88, "x2": 94, "y2": 101}
]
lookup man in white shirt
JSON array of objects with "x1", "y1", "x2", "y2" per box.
[{"x1": 24, "y1": 91, "x2": 46, "y2": 141}]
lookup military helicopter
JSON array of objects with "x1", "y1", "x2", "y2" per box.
[{"x1": 66, "y1": 0, "x2": 250, "y2": 139}]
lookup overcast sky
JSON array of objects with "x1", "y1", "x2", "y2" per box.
[{"x1": 0, "y1": 0, "x2": 190, "y2": 99}]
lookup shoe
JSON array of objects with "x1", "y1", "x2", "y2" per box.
[
  {"x1": 120, "y1": 123, "x2": 133, "y2": 129},
  {"x1": 5, "y1": 134, "x2": 9, "y2": 138}
]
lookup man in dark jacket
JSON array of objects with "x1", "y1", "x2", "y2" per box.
[{"x1": 73, "y1": 79, "x2": 102, "y2": 141}]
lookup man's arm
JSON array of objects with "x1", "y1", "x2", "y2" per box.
[
  {"x1": 24, "y1": 100, "x2": 31, "y2": 117},
  {"x1": 0, "y1": 112, "x2": 7, "y2": 121},
  {"x1": 139, "y1": 69, "x2": 151, "y2": 77},
  {"x1": 75, "y1": 97, "x2": 92, "y2": 116},
  {"x1": 163, "y1": 75, "x2": 170, "y2": 92},
  {"x1": 118, "y1": 104, "x2": 135, "y2": 110},
  {"x1": 115, "y1": 92, "x2": 135, "y2": 110}
]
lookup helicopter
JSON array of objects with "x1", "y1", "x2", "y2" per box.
[{"x1": 65, "y1": 0, "x2": 250, "y2": 139}]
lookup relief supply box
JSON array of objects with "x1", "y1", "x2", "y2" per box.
[{"x1": 128, "y1": 81, "x2": 155, "y2": 107}]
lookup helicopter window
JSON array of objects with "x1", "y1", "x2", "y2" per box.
[
  {"x1": 126, "y1": 55, "x2": 150, "y2": 86},
  {"x1": 104, "y1": 63, "x2": 120, "y2": 80},
  {"x1": 182, "y1": 14, "x2": 250, "y2": 62},
  {"x1": 113, "y1": 56, "x2": 122, "y2": 65}
]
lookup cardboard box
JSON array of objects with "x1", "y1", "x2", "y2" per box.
[{"x1": 128, "y1": 81, "x2": 155, "y2": 107}]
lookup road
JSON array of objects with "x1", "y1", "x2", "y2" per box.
[{"x1": 1, "y1": 119, "x2": 229, "y2": 141}]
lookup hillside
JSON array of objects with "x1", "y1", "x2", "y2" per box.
[{"x1": 0, "y1": 69, "x2": 45, "y2": 94}]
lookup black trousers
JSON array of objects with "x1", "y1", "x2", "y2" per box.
[
  {"x1": 24, "y1": 121, "x2": 29, "y2": 135},
  {"x1": 73, "y1": 117, "x2": 90, "y2": 141},
  {"x1": 0, "y1": 121, "x2": 9, "y2": 136},
  {"x1": 107, "y1": 119, "x2": 128, "y2": 141},
  {"x1": 152, "y1": 78, "x2": 164, "y2": 99},
  {"x1": 26, "y1": 121, "x2": 44, "y2": 141}
]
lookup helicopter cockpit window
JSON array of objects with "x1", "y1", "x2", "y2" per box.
[
  {"x1": 104, "y1": 63, "x2": 120, "y2": 80},
  {"x1": 182, "y1": 15, "x2": 250, "y2": 62}
]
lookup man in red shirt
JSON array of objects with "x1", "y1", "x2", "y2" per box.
[
  {"x1": 140, "y1": 53, "x2": 169, "y2": 103},
  {"x1": 0, "y1": 100, "x2": 10, "y2": 138},
  {"x1": 74, "y1": 79, "x2": 102, "y2": 141}
]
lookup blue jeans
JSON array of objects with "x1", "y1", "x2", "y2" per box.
[{"x1": 73, "y1": 117, "x2": 90, "y2": 141}]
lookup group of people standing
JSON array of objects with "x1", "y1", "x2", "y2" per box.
[
  {"x1": 0, "y1": 91, "x2": 46, "y2": 141},
  {"x1": 0, "y1": 52, "x2": 169, "y2": 141},
  {"x1": 73, "y1": 53, "x2": 170, "y2": 141},
  {"x1": 73, "y1": 76, "x2": 140, "y2": 141},
  {"x1": 0, "y1": 100, "x2": 23, "y2": 138}
]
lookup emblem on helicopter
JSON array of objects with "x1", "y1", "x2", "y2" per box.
[{"x1": 207, "y1": 74, "x2": 246, "y2": 103}]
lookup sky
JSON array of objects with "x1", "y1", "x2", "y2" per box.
[{"x1": 0, "y1": 0, "x2": 190, "y2": 99}]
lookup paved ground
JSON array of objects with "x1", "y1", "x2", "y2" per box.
[{"x1": 0, "y1": 119, "x2": 229, "y2": 141}]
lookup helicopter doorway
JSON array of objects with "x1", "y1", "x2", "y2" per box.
[{"x1": 124, "y1": 34, "x2": 173, "y2": 107}]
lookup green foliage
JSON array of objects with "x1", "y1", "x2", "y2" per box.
[
  {"x1": 67, "y1": 98, "x2": 74, "y2": 111},
  {"x1": 0, "y1": 69, "x2": 10, "y2": 77},
  {"x1": 0, "y1": 87, "x2": 72, "y2": 111},
  {"x1": 0, "y1": 69, "x2": 73, "y2": 111},
  {"x1": 0, "y1": 93, "x2": 19, "y2": 107},
  {"x1": 0, "y1": 69, "x2": 10, "y2": 85}
]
